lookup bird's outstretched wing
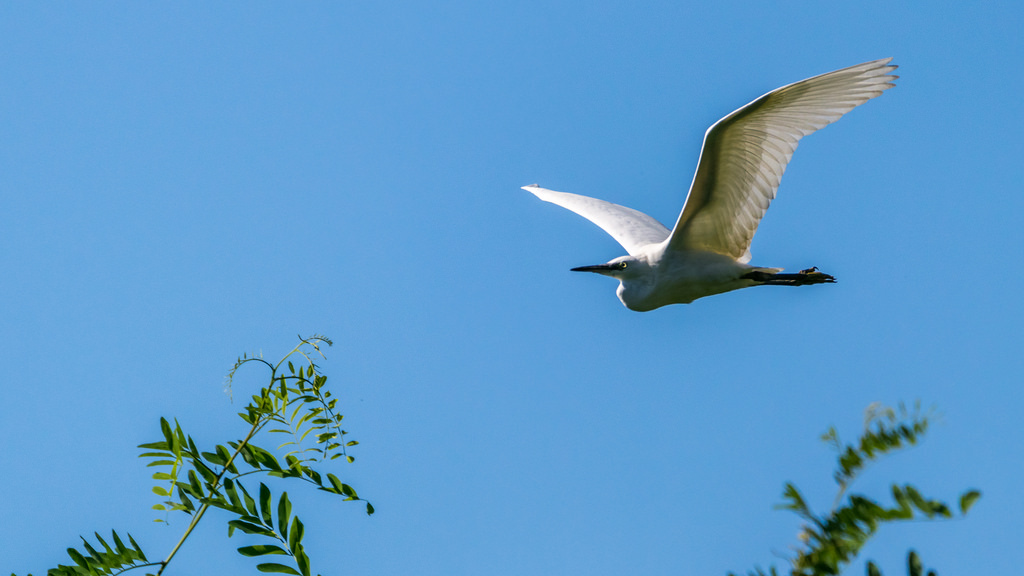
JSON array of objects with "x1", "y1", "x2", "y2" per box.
[
  {"x1": 522, "y1": 185, "x2": 670, "y2": 255},
  {"x1": 668, "y1": 58, "x2": 898, "y2": 263}
]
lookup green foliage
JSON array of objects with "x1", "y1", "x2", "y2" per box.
[
  {"x1": 867, "y1": 550, "x2": 939, "y2": 576},
  {"x1": 25, "y1": 531, "x2": 153, "y2": 576},
  {"x1": 730, "y1": 402, "x2": 980, "y2": 576},
  {"x1": 16, "y1": 335, "x2": 370, "y2": 576}
]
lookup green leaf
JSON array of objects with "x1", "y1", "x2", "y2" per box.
[
  {"x1": 251, "y1": 445, "x2": 283, "y2": 471},
  {"x1": 288, "y1": 516, "x2": 305, "y2": 555},
  {"x1": 145, "y1": 460, "x2": 178, "y2": 468},
  {"x1": 238, "y1": 545, "x2": 289, "y2": 557},
  {"x1": 905, "y1": 485, "x2": 927, "y2": 510},
  {"x1": 111, "y1": 531, "x2": 127, "y2": 555},
  {"x1": 160, "y1": 418, "x2": 173, "y2": 446},
  {"x1": 193, "y1": 459, "x2": 218, "y2": 485},
  {"x1": 235, "y1": 443, "x2": 257, "y2": 468},
  {"x1": 316, "y1": 432, "x2": 338, "y2": 443},
  {"x1": 65, "y1": 547, "x2": 89, "y2": 568},
  {"x1": 204, "y1": 494, "x2": 242, "y2": 513},
  {"x1": 298, "y1": 427, "x2": 316, "y2": 443},
  {"x1": 866, "y1": 561, "x2": 882, "y2": 576},
  {"x1": 80, "y1": 538, "x2": 102, "y2": 563},
  {"x1": 127, "y1": 533, "x2": 147, "y2": 561},
  {"x1": 138, "y1": 442, "x2": 170, "y2": 451},
  {"x1": 366, "y1": 502, "x2": 375, "y2": 515},
  {"x1": 260, "y1": 483, "x2": 274, "y2": 526},
  {"x1": 959, "y1": 489, "x2": 981, "y2": 514},
  {"x1": 256, "y1": 563, "x2": 301, "y2": 575},
  {"x1": 908, "y1": 550, "x2": 923, "y2": 576},
  {"x1": 227, "y1": 520, "x2": 275, "y2": 537},
  {"x1": 277, "y1": 492, "x2": 292, "y2": 538},
  {"x1": 774, "y1": 483, "x2": 811, "y2": 518},
  {"x1": 202, "y1": 450, "x2": 226, "y2": 466},
  {"x1": 169, "y1": 422, "x2": 183, "y2": 455},
  {"x1": 295, "y1": 548, "x2": 311, "y2": 576},
  {"x1": 187, "y1": 470, "x2": 205, "y2": 497},
  {"x1": 224, "y1": 478, "x2": 242, "y2": 509},
  {"x1": 324, "y1": 474, "x2": 357, "y2": 498},
  {"x1": 891, "y1": 485, "x2": 911, "y2": 513},
  {"x1": 92, "y1": 532, "x2": 115, "y2": 557},
  {"x1": 217, "y1": 444, "x2": 237, "y2": 473},
  {"x1": 901, "y1": 485, "x2": 951, "y2": 518},
  {"x1": 186, "y1": 434, "x2": 200, "y2": 459},
  {"x1": 239, "y1": 482, "x2": 259, "y2": 517},
  {"x1": 178, "y1": 487, "x2": 196, "y2": 513}
]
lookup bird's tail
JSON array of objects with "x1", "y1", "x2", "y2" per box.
[{"x1": 742, "y1": 267, "x2": 836, "y2": 286}]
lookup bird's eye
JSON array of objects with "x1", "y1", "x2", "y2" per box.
[{"x1": 620, "y1": 262, "x2": 628, "y2": 269}]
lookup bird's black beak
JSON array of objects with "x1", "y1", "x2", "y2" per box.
[{"x1": 571, "y1": 264, "x2": 618, "y2": 274}]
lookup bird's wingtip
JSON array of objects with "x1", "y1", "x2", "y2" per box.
[{"x1": 521, "y1": 183, "x2": 541, "y2": 192}]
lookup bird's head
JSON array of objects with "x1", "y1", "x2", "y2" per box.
[{"x1": 571, "y1": 255, "x2": 648, "y2": 280}]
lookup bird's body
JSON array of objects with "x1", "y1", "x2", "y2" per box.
[
  {"x1": 612, "y1": 249, "x2": 771, "y2": 311},
  {"x1": 525, "y1": 58, "x2": 898, "y2": 311}
]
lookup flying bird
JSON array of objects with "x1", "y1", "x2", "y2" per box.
[{"x1": 524, "y1": 58, "x2": 897, "y2": 311}]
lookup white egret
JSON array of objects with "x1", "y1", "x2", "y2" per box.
[{"x1": 525, "y1": 58, "x2": 897, "y2": 311}]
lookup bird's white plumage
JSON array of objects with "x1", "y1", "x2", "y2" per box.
[
  {"x1": 522, "y1": 185, "x2": 669, "y2": 255},
  {"x1": 668, "y1": 58, "x2": 898, "y2": 262},
  {"x1": 523, "y1": 58, "x2": 898, "y2": 310}
]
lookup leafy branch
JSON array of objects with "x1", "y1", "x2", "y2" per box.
[
  {"x1": 16, "y1": 335, "x2": 370, "y2": 576},
  {"x1": 731, "y1": 402, "x2": 980, "y2": 576}
]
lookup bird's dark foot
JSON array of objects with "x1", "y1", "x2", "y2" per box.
[
  {"x1": 743, "y1": 267, "x2": 836, "y2": 286},
  {"x1": 793, "y1": 267, "x2": 836, "y2": 283},
  {"x1": 797, "y1": 267, "x2": 836, "y2": 284}
]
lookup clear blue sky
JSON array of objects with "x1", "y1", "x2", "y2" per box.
[{"x1": 3, "y1": 2, "x2": 1022, "y2": 575}]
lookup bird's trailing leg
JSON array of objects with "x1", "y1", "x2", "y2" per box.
[{"x1": 742, "y1": 267, "x2": 837, "y2": 286}]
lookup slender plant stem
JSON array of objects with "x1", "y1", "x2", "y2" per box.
[{"x1": 156, "y1": 418, "x2": 265, "y2": 575}]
